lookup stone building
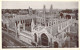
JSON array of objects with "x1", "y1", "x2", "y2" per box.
[{"x1": 2, "y1": 5, "x2": 78, "y2": 48}]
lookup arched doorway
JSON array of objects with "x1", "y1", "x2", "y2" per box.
[
  {"x1": 54, "y1": 41, "x2": 58, "y2": 48},
  {"x1": 41, "y1": 33, "x2": 48, "y2": 46}
]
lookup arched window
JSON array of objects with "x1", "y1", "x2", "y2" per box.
[
  {"x1": 16, "y1": 21, "x2": 17, "y2": 26},
  {"x1": 21, "y1": 20, "x2": 22, "y2": 24},
  {"x1": 2, "y1": 22, "x2": 3, "y2": 27},
  {"x1": 34, "y1": 33, "x2": 37, "y2": 42}
]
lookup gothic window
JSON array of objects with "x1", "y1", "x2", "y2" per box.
[
  {"x1": 21, "y1": 20, "x2": 22, "y2": 24},
  {"x1": 23, "y1": 20, "x2": 24, "y2": 23},
  {"x1": 16, "y1": 21, "x2": 17, "y2": 26},
  {"x1": 34, "y1": 33, "x2": 37, "y2": 42},
  {"x1": 18, "y1": 21, "x2": 19, "y2": 24},
  {"x1": 5, "y1": 24, "x2": 7, "y2": 29},
  {"x1": 54, "y1": 22, "x2": 55, "y2": 24},
  {"x1": 49, "y1": 22, "x2": 51, "y2": 26},
  {"x1": 47, "y1": 23, "x2": 48, "y2": 26},
  {"x1": 59, "y1": 25, "x2": 61, "y2": 30},
  {"x1": 2, "y1": 22, "x2": 3, "y2": 27}
]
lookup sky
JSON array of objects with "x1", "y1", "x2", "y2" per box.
[{"x1": 2, "y1": 1, "x2": 78, "y2": 9}]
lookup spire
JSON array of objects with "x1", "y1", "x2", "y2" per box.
[
  {"x1": 43, "y1": 5, "x2": 46, "y2": 14},
  {"x1": 31, "y1": 19, "x2": 35, "y2": 32},
  {"x1": 43, "y1": 5, "x2": 46, "y2": 26},
  {"x1": 29, "y1": 6, "x2": 31, "y2": 15},
  {"x1": 43, "y1": 5, "x2": 45, "y2": 9}
]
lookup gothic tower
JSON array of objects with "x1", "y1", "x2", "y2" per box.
[
  {"x1": 29, "y1": 6, "x2": 33, "y2": 15},
  {"x1": 43, "y1": 5, "x2": 46, "y2": 15},
  {"x1": 50, "y1": 4, "x2": 53, "y2": 15},
  {"x1": 43, "y1": 5, "x2": 46, "y2": 26}
]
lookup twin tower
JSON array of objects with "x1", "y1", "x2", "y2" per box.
[
  {"x1": 28, "y1": 4, "x2": 53, "y2": 15},
  {"x1": 43, "y1": 4, "x2": 53, "y2": 15}
]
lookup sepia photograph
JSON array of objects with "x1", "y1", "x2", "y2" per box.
[{"x1": 2, "y1": 1, "x2": 78, "y2": 48}]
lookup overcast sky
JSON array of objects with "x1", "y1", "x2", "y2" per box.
[{"x1": 2, "y1": 1, "x2": 78, "y2": 9}]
